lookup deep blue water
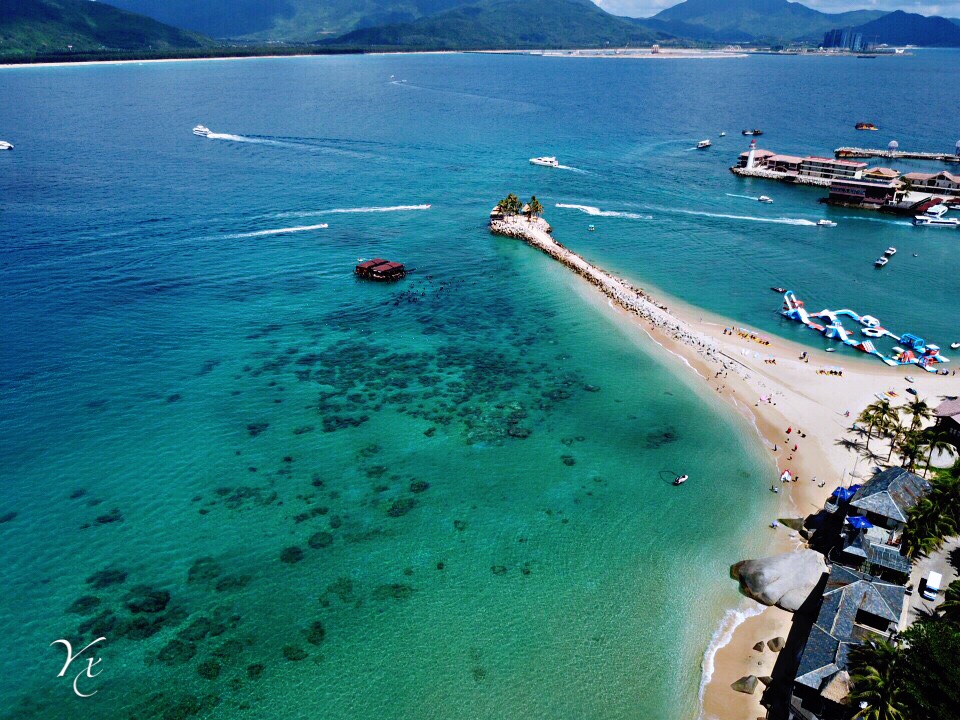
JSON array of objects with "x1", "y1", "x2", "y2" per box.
[{"x1": 0, "y1": 49, "x2": 957, "y2": 720}]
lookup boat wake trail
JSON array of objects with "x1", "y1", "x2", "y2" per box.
[
  {"x1": 278, "y1": 204, "x2": 432, "y2": 219},
  {"x1": 725, "y1": 193, "x2": 761, "y2": 201},
  {"x1": 840, "y1": 216, "x2": 912, "y2": 226},
  {"x1": 555, "y1": 203, "x2": 652, "y2": 220},
  {"x1": 227, "y1": 223, "x2": 329, "y2": 239},
  {"x1": 204, "y1": 132, "x2": 288, "y2": 146},
  {"x1": 663, "y1": 208, "x2": 818, "y2": 227},
  {"x1": 556, "y1": 164, "x2": 588, "y2": 173}
]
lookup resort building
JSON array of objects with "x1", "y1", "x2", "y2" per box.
[
  {"x1": 735, "y1": 148, "x2": 867, "y2": 181},
  {"x1": 901, "y1": 170, "x2": 960, "y2": 196},
  {"x1": 825, "y1": 178, "x2": 899, "y2": 208},
  {"x1": 862, "y1": 167, "x2": 900, "y2": 182},
  {"x1": 934, "y1": 398, "x2": 960, "y2": 450},
  {"x1": 355, "y1": 258, "x2": 406, "y2": 281},
  {"x1": 833, "y1": 467, "x2": 929, "y2": 583},
  {"x1": 789, "y1": 566, "x2": 906, "y2": 720}
]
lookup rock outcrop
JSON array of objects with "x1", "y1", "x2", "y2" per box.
[
  {"x1": 731, "y1": 550, "x2": 827, "y2": 612},
  {"x1": 731, "y1": 675, "x2": 759, "y2": 694}
]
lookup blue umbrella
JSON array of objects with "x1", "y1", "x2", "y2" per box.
[
  {"x1": 846, "y1": 516, "x2": 874, "y2": 529},
  {"x1": 831, "y1": 486, "x2": 858, "y2": 501}
]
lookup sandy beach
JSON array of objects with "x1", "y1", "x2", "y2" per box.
[{"x1": 491, "y1": 214, "x2": 955, "y2": 720}]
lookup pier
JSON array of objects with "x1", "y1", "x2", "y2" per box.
[{"x1": 835, "y1": 147, "x2": 960, "y2": 164}]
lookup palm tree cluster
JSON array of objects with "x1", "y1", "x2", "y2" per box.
[
  {"x1": 849, "y1": 591, "x2": 960, "y2": 720},
  {"x1": 496, "y1": 194, "x2": 543, "y2": 219},
  {"x1": 857, "y1": 397, "x2": 954, "y2": 477},
  {"x1": 903, "y1": 461, "x2": 960, "y2": 558}
]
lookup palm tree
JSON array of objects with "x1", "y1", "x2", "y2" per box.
[
  {"x1": 849, "y1": 639, "x2": 906, "y2": 720},
  {"x1": 903, "y1": 496, "x2": 957, "y2": 558},
  {"x1": 884, "y1": 417, "x2": 904, "y2": 463},
  {"x1": 904, "y1": 397, "x2": 932, "y2": 432},
  {"x1": 922, "y1": 433, "x2": 956, "y2": 478},
  {"x1": 941, "y1": 579, "x2": 960, "y2": 624},
  {"x1": 858, "y1": 401, "x2": 883, "y2": 450},
  {"x1": 529, "y1": 196, "x2": 543, "y2": 220}
]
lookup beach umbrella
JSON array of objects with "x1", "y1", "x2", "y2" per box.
[
  {"x1": 831, "y1": 486, "x2": 856, "y2": 501},
  {"x1": 846, "y1": 516, "x2": 873, "y2": 530}
]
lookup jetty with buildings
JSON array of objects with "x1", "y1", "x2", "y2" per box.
[
  {"x1": 731, "y1": 139, "x2": 960, "y2": 215},
  {"x1": 836, "y1": 141, "x2": 960, "y2": 164},
  {"x1": 355, "y1": 258, "x2": 406, "y2": 281}
]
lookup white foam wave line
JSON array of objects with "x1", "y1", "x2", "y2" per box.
[
  {"x1": 555, "y1": 203, "x2": 652, "y2": 220},
  {"x1": 277, "y1": 204, "x2": 432, "y2": 219},
  {"x1": 840, "y1": 216, "x2": 912, "y2": 226},
  {"x1": 697, "y1": 600, "x2": 767, "y2": 720},
  {"x1": 662, "y1": 207, "x2": 818, "y2": 227},
  {"x1": 227, "y1": 223, "x2": 329, "y2": 238}
]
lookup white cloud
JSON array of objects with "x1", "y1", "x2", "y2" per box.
[{"x1": 592, "y1": 0, "x2": 959, "y2": 18}]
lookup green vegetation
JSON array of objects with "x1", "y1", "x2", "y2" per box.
[
  {"x1": 850, "y1": 10, "x2": 960, "y2": 49},
  {"x1": 328, "y1": 0, "x2": 664, "y2": 50},
  {"x1": 903, "y1": 461, "x2": 960, "y2": 559},
  {"x1": 0, "y1": 0, "x2": 213, "y2": 58},
  {"x1": 849, "y1": 606, "x2": 960, "y2": 720}
]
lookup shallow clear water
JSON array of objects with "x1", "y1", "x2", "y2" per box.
[{"x1": 1, "y1": 50, "x2": 957, "y2": 719}]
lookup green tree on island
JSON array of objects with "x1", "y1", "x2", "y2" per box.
[{"x1": 529, "y1": 196, "x2": 543, "y2": 220}]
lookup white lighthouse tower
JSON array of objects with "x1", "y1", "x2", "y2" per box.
[{"x1": 745, "y1": 139, "x2": 758, "y2": 170}]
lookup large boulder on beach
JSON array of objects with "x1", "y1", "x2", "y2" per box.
[
  {"x1": 731, "y1": 675, "x2": 759, "y2": 695},
  {"x1": 731, "y1": 550, "x2": 827, "y2": 612}
]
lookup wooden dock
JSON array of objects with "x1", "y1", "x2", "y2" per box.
[{"x1": 835, "y1": 147, "x2": 960, "y2": 164}]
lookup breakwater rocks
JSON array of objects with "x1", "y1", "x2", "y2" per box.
[{"x1": 489, "y1": 216, "x2": 748, "y2": 382}]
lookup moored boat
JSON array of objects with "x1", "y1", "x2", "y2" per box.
[
  {"x1": 884, "y1": 247, "x2": 896, "y2": 256},
  {"x1": 673, "y1": 474, "x2": 689, "y2": 486},
  {"x1": 855, "y1": 122, "x2": 879, "y2": 131},
  {"x1": 874, "y1": 256, "x2": 888, "y2": 267},
  {"x1": 913, "y1": 204, "x2": 960, "y2": 227},
  {"x1": 741, "y1": 129, "x2": 763, "y2": 136}
]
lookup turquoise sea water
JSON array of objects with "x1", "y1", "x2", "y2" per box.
[{"x1": 1, "y1": 50, "x2": 957, "y2": 719}]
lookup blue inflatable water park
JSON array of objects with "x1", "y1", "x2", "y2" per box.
[{"x1": 780, "y1": 291, "x2": 950, "y2": 372}]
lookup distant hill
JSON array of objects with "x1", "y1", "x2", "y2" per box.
[
  {"x1": 850, "y1": 10, "x2": 960, "y2": 47},
  {"x1": 650, "y1": 0, "x2": 884, "y2": 43},
  {"x1": 106, "y1": 0, "x2": 476, "y2": 40},
  {"x1": 0, "y1": 0, "x2": 213, "y2": 56},
  {"x1": 328, "y1": 0, "x2": 666, "y2": 50}
]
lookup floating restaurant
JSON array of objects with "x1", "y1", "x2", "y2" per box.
[{"x1": 355, "y1": 258, "x2": 406, "y2": 281}]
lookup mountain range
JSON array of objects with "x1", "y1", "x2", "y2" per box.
[
  {"x1": 0, "y1": 0, "x2": 211, "y2": 56},
  {"x1": 3, "y1": 0, "x2": 960, "y2": 59}
]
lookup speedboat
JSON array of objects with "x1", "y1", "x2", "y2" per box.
[
  {"x1": 697, "y1": 139, "x2": 712, "y2": 149},
  {"x1": 193, "y1": 125, "x2": 212, "y2": 137},
  {"x1": 771, "y1": 286, "x2": 786, "y2": 293},
  {"x1": 817, "y1": 219, "x2": 837, "y2": 227},
  {"x1": 588, "y1": 225, "x2": 596, "y2": 232},
  {"x1": 530, "y1": 156, "x2": 559, "y2": 168},
  {"x1": 875, "y1": 256, "x2": 888, "y2": 267},
  {"x1": 758, "y1": 195, "x2": 773, "y2": 204},
  {"x1": 949, "y1": 342, "x2": 959, "y2": 349},
  {"x1": 719, "y1": 131, "x2": 727, "y2": 137},
  {"x1": 0, "y1": 140, "x2": 12, "y2": 151},
  {"x1": 673, "y1": 474, "x2": 689, "y2": 486},
  {"x1": 884, "y1": 247, "x2": 896, "y2": 256},
  {"x1": 913, "y1": 205, "x2": 960, "y2": 227},
  {"x1": 742, "y1": 129, "x2": 763, "y2": 136}
]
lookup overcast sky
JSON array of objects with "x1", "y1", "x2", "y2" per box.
[{"x1": 593, "y1": 0, "x2": 960, "y2": 18}]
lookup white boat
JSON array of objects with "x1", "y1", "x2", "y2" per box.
[
  {"x1": 950, "y1": 343, "x2": 960, "y2": 350},
  {"x1": 913, "y1": 204, "x2": 960, "y2": 227},
  {"x1": 673, "y1": 474, "x2": 689, "y2": 486},
  {"x1": 758, "y1": 195, "x2": 774, "y2": 204},
  {"x1": 193, "y1": 124, "x2": 212, "y2": 137},
  {"x1": 817, "y1": 219, "x2": 837, "y2": 227},
  {"x1": 719, "y1": 131, "x2": 727, "y2": 137},
  {"x1": 0, "y1": 140, "x2": 12, "y2": 151},
  {"x1": 588, "y1": 225, "x2": 596, "y2": 232},
  {"x1": 530, "y1": 156, "x2": 559, "y2": 168},
  {"x1": 875, "y1": 256, "x2": 888, "y2": 267},
  {"x1": 697, "y1": 139, "x2": 711, "y2": 149},
  {"x1": 884, "y1": 247, "x2": 896, "y2": 256}
]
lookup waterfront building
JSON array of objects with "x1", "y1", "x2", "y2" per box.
[
  {"x1": 933, "y1": 398, "x2": 960, "y2": 450},
  {"x1": 737, "y1": 146, "x2": 775, "y2": 169},
  {"x1": 825, "y1": 178, "x2": 899, "y2": 207},
  {"x1": 847, "y1": 467, "x2": 930, "y2": 534},
  {"x1": 862, "y1": 167, "x2": 899, "y2": 182},
  {"x1": 822, "y1": 28, "x2": 865, "y2": 52},
  {"x1": 901, "y1": 170, "x2": 960, "y2": 196},
  {"x1": 799, "y1": 156, "x2": 866, "y2": 180},
  {"x1": 789, "y1": 566, "x2": 906, "y2": 720}
]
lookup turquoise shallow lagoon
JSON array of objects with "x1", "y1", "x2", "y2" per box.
[{"x1": 1, "y1": 50, "x2": 957, "y2": 719}]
